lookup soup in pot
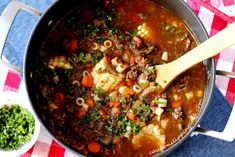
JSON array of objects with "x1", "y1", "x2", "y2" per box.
[{"x1": 33, "y1": 0, "x2": 207, "y2": 156}]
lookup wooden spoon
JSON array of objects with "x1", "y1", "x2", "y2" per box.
[{"x1": 155, "y1": 22, "x2": 235, "y2": 92}]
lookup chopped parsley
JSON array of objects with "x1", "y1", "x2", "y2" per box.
[
  {"x1": 77, "y1": 52, "x2": 86, "y2": 63},
  {"x1": 105, "y1": 113, "x2": 140, "y2": 135},
  {"x1": 0, "y1": 105, "x2": 35, "y2": 150},
  {"x1": 136, "y1": 104, "x2": 151, "y2": 122},
  {"x1": 91, "y1": 107, "x2": 100, "y2": 122},
  {"x1": 91, "y1": 53, "x2": 102, "y2": 65},
  {"x1": 121, "y1": 99, "x2": 126, "y2": 105},
  {"x1": 87, "y1": 24, "x2": 100, "y2": 36},
  {"x1": 96, "y1": 36, "x2": 106, "y2": 43},
  {"x1": 118, "y1": 34, "x2": 125, "y2": 40},
  {"x1": 165, "y1": 25, "x2": 176, "y2": 33},
  {"x1": 109, "y1": 27, "x2": 119, "y2": 35},
  {"x1": 95, "y1": 88, "x2": 105, "y2": 96},
  {"x1": 148, "y1": 66, "x2": 155, "y2": 73},
  {"x1": 128, "y1": 29, "x2": 139, "y2": 37},
  {"x1": 154, "y1": 100, "x2": 167, "y2": 105},
  {"x1": 138, "y1": 12, "x2": 148, "y2": 20},
  {"x1": 105, "y1": 118, "x2": 118, "y2": 135}
]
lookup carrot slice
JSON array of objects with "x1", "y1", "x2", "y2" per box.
[
  {"x1": 109, "y1": 101, "x2": 121, "y2": 108},
  {"x1": 126, "y1": 112, "x2": 135, "y2": 121},
  {"x1": 171, "y1": 100, "x2": 182, "y2": 108},
  {"x1": 82, "y1": 75, "x2": 93, "y2": 87},
  {"x1": 86, "y1": 98, "x2": 94, "y2": 108},
  {"x1": 123, "y1": 87, "x2": 134, "y2": 96},
  {"x1": 88, "y1": 141, "x2": 101, "y2": 154}
]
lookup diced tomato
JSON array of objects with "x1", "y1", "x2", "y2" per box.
[
  {"x1": 76, "y1": 108, "x2": 87, "y2": 118},
  {"x1": 69, "y1": 39, "x2": 78, "y2": 51},
  {"x1": 54, "y1": 93, "x2": 65, "y2": 103},
  {"x1": 106, "y1": 56, "x2": 112, "y2": 62}
]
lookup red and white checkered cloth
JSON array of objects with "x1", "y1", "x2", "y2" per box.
[{"x1": 0, "y1": 0, "x2": 234, "y2": 156}]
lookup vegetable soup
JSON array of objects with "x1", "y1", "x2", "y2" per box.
[{"x1": 34, "y1": 0, "x2": 207, "y2": 156}]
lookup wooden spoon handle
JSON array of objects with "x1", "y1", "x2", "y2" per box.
[
  {"x1": 155, "y1": 22, "x2": 235, "y2": 91},
  {"x1": 173, "y1": 22, "x2": 235, "y2": 73}
]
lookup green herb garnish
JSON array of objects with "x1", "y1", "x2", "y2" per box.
[
  {"x1": 136, "y1": 104, "x2": 151, "y2": 122},
  {"x1": 118, "y1": 34, "x2": 125, "y2": 40},
  {"x1": 87, "y1": 24, "x2": 100, "y2": 36},
  {"x1": 91, "y1": 53, "x2": 102, "y2": 65},
  {"x1": 77, "y1": 52, "x2": 86, "y2": 63},
  {"x1": 92, "y1": 107, "x2": 100, "y2": 122},
  {"x1": 109, "y1": 27, "x2": 119, "y2": 35},
  {"x1": 96, "y1": 36, "x2": 106, "y2": 43},
  {"x1": 105, "y1": 113, "x2": 140, "y2": 135},
  {"x1": 148, "y1": 66, "x2": 155, "y2": 73},
  {"x1": 128, "y1": 29, "x2": 139, "y2": 37},
  {"x1": 0, "y1": 105, "x2": 35, "y2": 150},
  {"x1": 95, "y1": 88, "x2": 105, "y2": 96},
  {"x1": 165, "y1": 25, "x2": 176, "y2": 33},
  {"x1": 138, "y1": 12, "x2": 148, "y2": 20},
  {"x1": 121, "y1": 99, "x2": 126, "y2": 105}
]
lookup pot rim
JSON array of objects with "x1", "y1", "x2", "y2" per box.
[{"x1": 23, "y1": 0, "x2": 215, "y2": 156}]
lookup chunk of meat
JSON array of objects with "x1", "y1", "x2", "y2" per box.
[
  {"x1": 171, "y1": 106, "x2": 183, "y2": 119},
  {"x1": 126, "y1": 65, "x2": 141, "y2": 81},
  {"x1": 99, "y1": 135, "x2": 113, "y2": 146}
]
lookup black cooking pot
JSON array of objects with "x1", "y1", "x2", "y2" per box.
[{"x1": 0, "y1": 0, "x2": 234, "y2": 156}]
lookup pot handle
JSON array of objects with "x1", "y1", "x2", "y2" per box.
[
  {"x1": 0, "y1": 1, "x2": 42, "y2": 74},
  {"x1": 191, "y1": 70, "x2": 235, "y2": 141}
]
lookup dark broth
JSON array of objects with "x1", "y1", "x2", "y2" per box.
[{"x1": 34, "y1": 0, "x2": 206, "y2": 156}]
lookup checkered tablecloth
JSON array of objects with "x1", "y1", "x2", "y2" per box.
[{"x1": 0, "y1": 0, "x2": 235, "y2": 157}]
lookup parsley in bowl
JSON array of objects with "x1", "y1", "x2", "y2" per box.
[{"x1": 0, "y1": 92, "x2": 40, "y2": 157}]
